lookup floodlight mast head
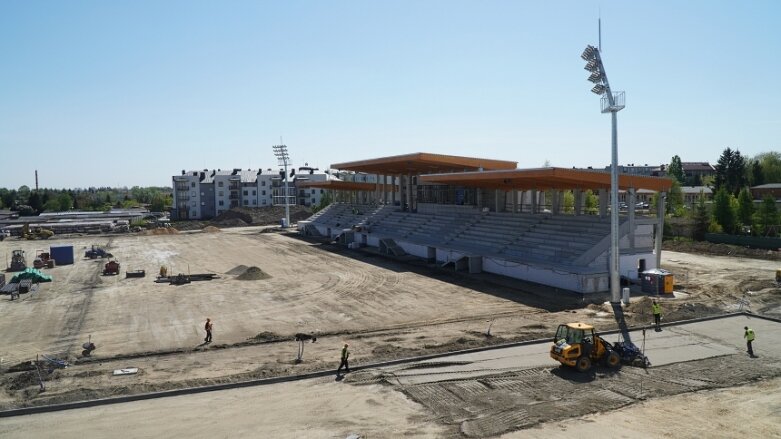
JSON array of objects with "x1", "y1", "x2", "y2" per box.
[{"x1": 581, "y1": 44, "x2": 615, "y2": 106}]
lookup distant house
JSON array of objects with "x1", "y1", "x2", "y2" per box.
[
  {"x1": 681, "y1": 186, "x2": 713, "y2": 205},
  {"x1": 654, "y1": 162, "x2": 715, "y2": 186},
  {"x1": 750, "y1": 183, "x2": 781, "y2": 200}
]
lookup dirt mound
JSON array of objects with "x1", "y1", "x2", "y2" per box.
[
  {"x1": 202, "y1": 226, "x2": 221, "y2": 233},
  {"x1": 236, "y1": 266, "x2": 271, "y2": 281},
  {"x1": 141, "y1": 228, "x2": 180, "y2": 236},
  {"x1": 212, "y1": 209, "x2": 253, "y2": 226},
  {"x1": 663, "y1": 240, "x2": 781, "y2": 261},
  {"x1": 207, "y1": 206, "x2": 313, "y2": 229},
  {"x1": 226, "y1": 265, "x2": 249, "y2": 275}
]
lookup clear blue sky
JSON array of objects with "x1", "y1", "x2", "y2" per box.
[{"x1": 1, "y1": 1, "x2": 779, "y2": 188}]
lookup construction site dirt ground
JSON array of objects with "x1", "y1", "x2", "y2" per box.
[
  {"x1": 2, "y1": 316, "x2": 779, "y2": 438},
  {"x1": 1, "y1": 227, "x2": 780, "y2": 436}
]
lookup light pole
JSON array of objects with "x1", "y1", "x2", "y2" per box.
[
  {"x1": 272, "y1": 143, "x2": 291, "y2": 228},
  {"x1": 581, "y1": 43, "x2": 625, "y2": 304}
]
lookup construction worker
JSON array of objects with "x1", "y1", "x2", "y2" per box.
[
  {"x1": 652, "y1": 300, "x2": 662, "y2": 331},
  {"x1": 336, "y1": 343, "x2": 350, "y2": 376},
  {"x1": 744, "y1": 326, "x2": 756, "y2": 357},
  {"x1": 204, "y1": 318, "x2": 213, "y2": 344}
]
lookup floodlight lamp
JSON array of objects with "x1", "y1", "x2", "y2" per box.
[
  {"x1": 584, "y1": 60, "x2": 599, "y2": 72},
  {"x1": 588, "y1": 71, "x2": 603, "y2": 83},
  {"x1": 591, "y1": 84, "x2": 606, "y2": 95},
  {"x1": 581, "y1": 45, "x2": 596, "y2": 61}
]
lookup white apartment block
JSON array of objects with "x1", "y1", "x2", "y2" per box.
[{"x1": 172, "y1": 167, "x2": 333, "y2": 220}]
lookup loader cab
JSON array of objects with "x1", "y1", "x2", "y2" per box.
[{"x1": 553, "y1": 322, "x2": 594, "y2": 346}]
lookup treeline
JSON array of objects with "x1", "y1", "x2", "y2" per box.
[
  {"x1": 667, "y1": 149, "x2": 780, "y2": 238},
  {"x1": 0, "y1": 186, "x2": 173, "y2": 216}
]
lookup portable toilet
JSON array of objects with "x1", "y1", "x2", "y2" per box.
[{"x1": 641, "y1": 269, "x2": 674, "y2": 294}]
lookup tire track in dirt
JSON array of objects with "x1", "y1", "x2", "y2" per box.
[
  {"x1": 57, "y1": 238, "x2": 114, "y2": 357},
  {"x1": 377, "y1": 354, "x2": 781, "y2": 438}
]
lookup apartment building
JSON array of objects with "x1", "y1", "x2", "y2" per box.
[{"x1": 172, "y1": 167, "x2": 332, "y2": 220}]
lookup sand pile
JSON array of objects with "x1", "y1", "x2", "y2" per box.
[
  {"x1": 202, "y1": 226, "x2": 221, "y2": 233},
  {"x1": 236, "y1": 266, "x2": 270, "y2": 281}
]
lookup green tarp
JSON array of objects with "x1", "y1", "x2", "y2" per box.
[{"x1": 11, "y1": 268, "x2": 53, "y2": 283}]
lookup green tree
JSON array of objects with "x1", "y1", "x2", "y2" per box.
[
  {"x1": 668, "y1": 180, "x2": 684, "y2": 215},
  {"x1": 562, "y1": 190, "x2": 575, "y2": 214},
  {"x1": 692, "y1": 191, "x2": 710, "y2": 241},
  {"x1": 583, "y1": 190, "x2": 599, "y2": 214},
  {"x1": 17, "y1": 185, "x2": 30, "y2": 204},
  {"x1": 43, "y1": 199, "x2": 60, "y2": 212},
  {"x1": 57, "y1": 193, "x2": 73, "y2": 211},
  {"x1": 712, "y1": 188, "x2": 736, "y2": 234},
  {"x1": 714, "y1": 148, "x2": 747, "y2": 196},
  {"x1": 749, "y1": 160, "x2": 764, "y2": 186},
  {"x1": 756, "y1": 151, "x2": 781, "y2": 183},
  {"x1": 758, "y1": 195, "x2": 779, "y2": 236},
  {"x1": 28, "y1": 191, "x2": 43, "y2": 213},
  {"x1": 736, "y1": 187, "x2": 754, "y2": 232},
  {"x1": 667, "y1": 155, "x2": 684, "y2": 183}
]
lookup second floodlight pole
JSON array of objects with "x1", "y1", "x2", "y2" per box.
[{"x1": 273, "y1": 143, "x2": 291, "y2": 229}]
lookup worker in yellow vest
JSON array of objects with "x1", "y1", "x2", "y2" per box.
[
  {"x1": 744, "y1": 326, "x2": 756, "y2": 357},
  {"x1": 652, "y1": 301, "x2": 662, "y2": 331}
]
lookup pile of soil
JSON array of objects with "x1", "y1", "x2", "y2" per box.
[
  {"x1": 212, "y1": 209, "x2": 253, "y2": 226},
  {"x1": 202, "y1": 226, "x2": 221, "y2": 233},
  {"x1": 663, "y1": 240, "x2": 781, "y2": 261},
  {"x1": 226, "y1": 265, "x2": 249, "y2": 275},
  {"x1": 236, "y1": 266, "x2": 270, "y2": 281},
  {"x1": 141, "y1": 228, "x2": 180, "y2": 236},
  {"x1": 208, "y1": 206, "x2": 313, "y2": 229}
]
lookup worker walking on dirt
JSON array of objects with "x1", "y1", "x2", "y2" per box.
[
  {"x1": 652, "y1": 301, "x2": 662, "y2": 331},
  {"x1": 336, "y1": 343, "x2": 350, "y2": 376},
  {"x1": 744, "y1": 326, "x2": 756, "y2": 357},
  {"x1": 204, "y1": 318, "x2": 213, "y2": 344}
]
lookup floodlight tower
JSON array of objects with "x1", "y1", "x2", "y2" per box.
[
  {"x1": 581, "y1": 41, "x2": 625, "y2": 304},
  {"x1": 272, "y1": 143, "x2": 291, "y2": 228}
]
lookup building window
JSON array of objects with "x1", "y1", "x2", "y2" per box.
[
  {"x1": 218, "y1": 200, "x2": 224, "y2": 206},
  {"x1": 191, "y1": 182, "x2": 196, "y2": 188},
  {"x1": 311, "y1": 189, "x2": 315, "y2": 194},
  {"x1": 262, "y1": 190, "x2": 266, "y2": 195},
  {"x1": 311, "y1": 198, "x2": 316, "y2": 205},
  {"x1": 243, "y1": 190, "x2": 248, "y2": 196},
  {"x1": 191, "y1": 201, "x2": 196, "y2": 207},
  {"x1": 191, "y1": 210, "x2": 197, "y2": 217},
  {"x1": 218, "y1": 181, "x2": 223, "y2": 187},
  {"x1": 261, "y1": 181, "x2": 266, "y2": 186},
  {"x1": 218, "y1": 191, "x2": 223, "y2": 196},
  {"x1": 252, "y1": 199, "x2": 256, "y2": 205},
  {"x1": 252, "y1": 190, "x2": 256, "y2": 195},
  {"x1": 243, "y1": 200, "x2": 248, "y2": 206},
  {"x1": 201, "y1": 192, "x2": 205, "y2": 196},
  {"x1": 262, "y1": 199, "x2": 267, "y2": 205},
  {"x1": 320, "y1": 189, "x2": 324, "y2": 194},
  {"x1": 201, "y1": 202, "x2": 206, "y2": 206},
  {"x1": 191, "y1": 191, "x2": 196, "y2": 197}
]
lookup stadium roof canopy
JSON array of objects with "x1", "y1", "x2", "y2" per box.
[
  {"x1": 331, "y1": 153, "x2": 517, "y2": 175},
  {"x1": 296, "y1": 180, "x2": 397, "y2": 191},
  {"x1": 420, "y1": 167, "x2": 674, "y2": 192}
]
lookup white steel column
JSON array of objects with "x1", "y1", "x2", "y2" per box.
[
  {"x1": 628, "y1": 188, "x2": 636, "y2": 249},
  {"x1": 655, "y1": 192, "x2": 666, "y2": 268}
]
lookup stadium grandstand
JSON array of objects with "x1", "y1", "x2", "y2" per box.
[{"x1": 297, "y1": 153, "x2": 673, "y2": 294}]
